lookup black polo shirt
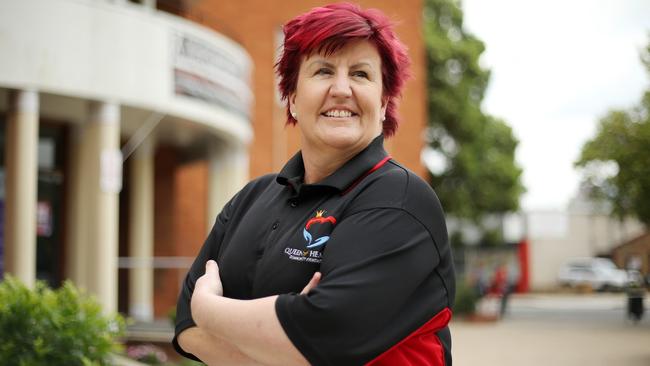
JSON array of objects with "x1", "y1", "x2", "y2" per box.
[{"x1": 173, "y1": 135, "x2": 455, "y2": 366}]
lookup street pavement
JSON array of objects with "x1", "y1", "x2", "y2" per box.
[{"x1": 451, "y1": 292, "x2": 650, "y2": 366}]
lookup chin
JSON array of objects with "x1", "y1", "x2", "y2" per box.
[{"x1": 321, "y1": 131, "x2": 366, "y2": 150}]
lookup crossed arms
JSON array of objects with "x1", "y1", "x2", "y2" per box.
[{"x1": 177, "y1": 261, "x2": 321, "y2": 366}]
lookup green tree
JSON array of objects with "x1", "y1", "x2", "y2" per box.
[
  {"x1": 576, "y1": 38, "x2": 650, "y2": 225},
  {"x1": 423, "y1": 0, "x2": 524, "y2": 226}
]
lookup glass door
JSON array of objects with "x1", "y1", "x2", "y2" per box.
[{"x1": 36, "y1": 124, "x2": 66, "y2": 287}]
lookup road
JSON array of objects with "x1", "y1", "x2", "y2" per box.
[{"x1": 451, "y1": 293, "x2": 650, "y2": 366}]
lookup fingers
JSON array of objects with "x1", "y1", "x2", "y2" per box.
[
  {"x1": 200, "y1": 260, "x2": 224, "y2": 296},
  {"x1": 300, "y1": 272, "x2": 321, "y2": 295},
  {"x1": 205, "y1": 260, "x2": 218, "y2": 275},
  {"x1": 204, "y1": 260, "x2": 222, "y2": 282}
]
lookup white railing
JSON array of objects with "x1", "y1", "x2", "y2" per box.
[
  {"x1": 118, "y1": 256, "x2": 195, "y2": 288},
  {"x1": 118, "y1": 256, "x2": 194, "y2": 269}
]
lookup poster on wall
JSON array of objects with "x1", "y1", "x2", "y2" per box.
[
  {"x1": 37, "y1": 201, "x2": 52, "y2": 237},
  {"x1": 100, "y1": 149, "x2": 123, "y2": 194}
]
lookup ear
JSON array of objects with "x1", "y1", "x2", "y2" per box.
[
  {"x1": 289, "y1": 93, "x2": 297, "y2": 115},
  {"x1": 380, "y1": 96, "x2": 390, "y2": 118}
]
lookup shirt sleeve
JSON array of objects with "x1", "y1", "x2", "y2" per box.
[
  {"x1": 275, "y1": 207, "x2": 452, "y2": 366},
  {"x1": 171, "y1": 195, "x2": 236, "y2": 361}
]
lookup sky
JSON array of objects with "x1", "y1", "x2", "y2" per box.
[{"x1": 461, "y1": 0, "x2": 650, "y2": 211}]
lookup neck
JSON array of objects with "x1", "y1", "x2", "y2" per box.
[{"x1": 302, "y1": 146, "x2": 358, "y2": 184}]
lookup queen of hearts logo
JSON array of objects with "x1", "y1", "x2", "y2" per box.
[{"x1": 303, "y1": 210, "x2": 336, "y2": 249}]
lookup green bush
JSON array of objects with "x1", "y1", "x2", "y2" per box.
[
  {"x1": 453, "y1": 280, "x2": 480, "y2": 316},
  {"x1": 167, "y1": 306, "x2": 176, "y2": 327},
  {"x1": 0, "y1": 276, "x2": 126, "y2": 366}
]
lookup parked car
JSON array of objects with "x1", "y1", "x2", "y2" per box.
[{"x1": 558, "y1": 257, "x2": 628, "y2": 291}]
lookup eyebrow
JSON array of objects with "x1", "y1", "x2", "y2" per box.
[{"x1": 307, "y1": 59, "x2": 376, "y2": 70}]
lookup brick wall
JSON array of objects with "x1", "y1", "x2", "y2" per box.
[
  {"x1": 153, "y1": 147, "x2": 208, "y2": 318},
  {"x1": 190, "y1": 0, "x2": 427, "y2": 179},
  {"x1": 149, "y1": 0, "x2": 428, "y2": 320}
]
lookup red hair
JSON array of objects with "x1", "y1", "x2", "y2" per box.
[{"x1": 276, "y1": 2, "x2": 411, "y2": 137}]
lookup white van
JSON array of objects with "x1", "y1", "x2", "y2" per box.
[{"x1": 557, "y1": 258, "x2": 628, "y2": 291}]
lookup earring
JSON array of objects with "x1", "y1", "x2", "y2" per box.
[
  {"x1": 381, "y1": 116, "x2": 386, "y2": 122},
  {"x1": 291, "y1": 111, "x2": 297, "y2": 119}
]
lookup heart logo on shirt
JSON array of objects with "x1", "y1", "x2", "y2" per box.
[{"x1": 303, "y1": 210, "x2": 337, "y2": 249}]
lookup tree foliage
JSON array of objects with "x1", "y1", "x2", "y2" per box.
[
  {"x1": 576, "y1": 38, "x2": 650, "y2": 225},
  {"x1": 0, "y1": 277, "x2": 126, "y2": 366},
  {"x1": 423, "y1": 0, "x2": 524, "y2": 223}
]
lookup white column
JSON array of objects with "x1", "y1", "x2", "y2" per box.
[
  {"x1": 232, "y1": 143, "x2": 249, "y2": 196},
  {"x1": 66, "y1": 125, "x2": 88, "y2": 288},
  {"x1": 4, "y1": 89, "x2": 39, "y2": 287},
  {"x1": 207, "y1": 142, "x2": 249, "y2": 230},
  {"x1": 85, "y1": 101, "x2": 121, "y2": 313},
  {"x1": 128, "y1": 139, "x2": 154, "y2": 321},
  {"x1": 142, "y1": 0, "x2": 156, "y2": 10},
  {"x1": 207, "y1": 144, "x2": 227, "y2": 227}
]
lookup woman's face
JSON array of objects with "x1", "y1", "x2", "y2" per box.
[{"x1": 290, "y1": 40, "x2": 387, "y2": 155}]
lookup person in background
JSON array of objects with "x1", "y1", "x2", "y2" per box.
[
  {"x1": 490, "y1": 263, "x2": 512, "y2": 318},
  {"x1": 172, "y1": 3, "x2": 455, "y2": 365}
]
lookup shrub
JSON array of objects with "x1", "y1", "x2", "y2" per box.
[
  {"x1": 0, "y1": 276, "x2": 126, "y2": 366},
  {"x1": 453, "y1": 280, "x2": 480, "y2": 316},
  {"x1": 167, "y1": 306, "x2": 176, "y2": 327}
]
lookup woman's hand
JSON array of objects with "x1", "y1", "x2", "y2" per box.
[
  {"x1": 196, "y1": 260, "x2": 224, "y2": 296},
  {"x1": 300, "y1": 272, "x2": 321, "y2": 295},
  {"x1": 191, "y1": 260, "x2": 223, "y2": 327},
  {"x1": 187, "y1": 263, "x2": 317, "y2": 366}
]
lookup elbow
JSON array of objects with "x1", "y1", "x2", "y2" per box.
[{"x1": 177, "y1": 328, "x2": 196, "y2": 355}]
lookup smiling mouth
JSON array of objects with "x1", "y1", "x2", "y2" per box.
[{"x1": 321, "y1": 110, "x2": 358, "y2": 118}]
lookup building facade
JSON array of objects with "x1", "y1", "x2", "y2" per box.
[
  {"x1": 182, "y1": 0, "x2": 428, "y2": 178},
  {"x1": 1, "y1": 0, "x2": 428, "y2": 320},
  {"x1": 0, "y1": 0, "x2": 252, "y2": 319},
  {"x1": 612, "y1": 232, "x2": 650, "y2": 277},
  {"x1": 526, "y1": 209, "x2": 645, "y2": 290}
]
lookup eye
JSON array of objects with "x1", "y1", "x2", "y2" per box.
[
  {"x1": 352, "y1": 70, "x2": 369, "y2": 79},
  {"x1": 315, "y1": 68, "x2": 333, "y2": 76}
]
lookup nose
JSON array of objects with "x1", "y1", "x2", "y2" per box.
[{"x1": 329, "y1": 73, "x2": 352, "y2": 98}]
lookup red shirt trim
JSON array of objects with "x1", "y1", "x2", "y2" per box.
[
  {"x1": 341, "y1": 156, "x2": 392, "y2": 195},
  {"x1": 365, "y1": 307, "x2": 452, "y2": 366}
]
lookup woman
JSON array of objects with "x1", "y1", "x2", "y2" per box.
[{"x1": 173, "y1": 3, "x2": 455, "y2": 365}]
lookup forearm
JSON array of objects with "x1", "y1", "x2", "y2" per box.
[
  {"x1": 178, "y1": 326, "x2": 265, "y2": 366},
  {"x1": 192, "y1": 294, "x2": 308, "y2": 366}
]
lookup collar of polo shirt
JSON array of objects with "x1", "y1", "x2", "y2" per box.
[{"x1": 276, "y1": 134, "x2": 390, "y2": 194}]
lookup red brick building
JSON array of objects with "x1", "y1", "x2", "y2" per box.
[
  {"x1": 1, "y1": 0, "x2": 427, "y2": 321},
  {"x1": 149, "y1": 0, "x2": 429, "y2": 317},
  {"x1": 152, "y1": 0, "x2": 428, "y2": 319},
  {"x1": 184, "y1": 0, "x2": 428, "y2": 179}
]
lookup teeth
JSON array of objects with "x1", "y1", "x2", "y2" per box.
[{"x1": 325, "y1": 110, "x2": 353, "y2": 118}]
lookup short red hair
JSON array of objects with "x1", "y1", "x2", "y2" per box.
[{"x1": 276, "y1": 2, "x2": 411, "y2": 137}]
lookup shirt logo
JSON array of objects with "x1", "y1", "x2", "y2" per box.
[
  {"x1": 303, "y1": 210, "x2": 337, "y2": 249},
  {"x1": 283, "y1": 247, "x2": 323, "y2": 263},
  {"x1": 284, "y1": 210, "x2": 336, "y2": 264}
]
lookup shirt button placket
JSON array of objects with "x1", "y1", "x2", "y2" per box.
[{"x1": 259, "y1": 221, "x2": 279, "y2": 261}]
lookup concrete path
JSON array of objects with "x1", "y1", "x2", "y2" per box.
[{"x1": 451, "y1": 293, "x2": 650, "y2": 366}]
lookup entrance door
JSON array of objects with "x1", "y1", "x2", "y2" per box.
[
  {"x1": 0, "y1": 117, "x2": 67, "y2": 286},
  {"x1": 36, "y1": 124, "x2": 66, "y2": 287}
]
